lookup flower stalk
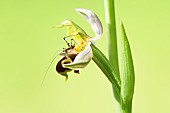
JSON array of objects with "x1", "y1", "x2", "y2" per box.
[
  {"x1": 104, "y1": 0, "x2": 120, "y2": 75},
  {"x1": 104, "y1": 0, "x2": 135, "y2": 113},
  {"x1": 104, "y1": 0, "x2": 122, "y2": 112}
]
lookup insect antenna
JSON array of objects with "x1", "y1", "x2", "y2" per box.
[
  {"x1": 63, "y1": 34, "x2": 79, "y2": 47},
  {"x1": 63, "y1": 37, "x2": 71, "y2": 47},
  {"x1": 64, "y1": 34, "x2": 85, "y2": 51},
  {"x1": 41, "y1": 50, "x2": 62, "y2": 86}
]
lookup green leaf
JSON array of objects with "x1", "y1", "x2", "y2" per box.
[
  {"x1": 120, "y1": 22, "x2": 135, "y2": 111},
  {"x1": 91, "y1": 44, "x2": 121, "y2": 102}
]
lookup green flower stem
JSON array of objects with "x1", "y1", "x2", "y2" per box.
[
  {"x1": 104, "y1": 0, "x2": 122, "y2": 113},
  {"x1": 91, "y1": 44, "x2": 120, "y2": 97},
  {"x1": 121, "y1": 101, "x2": 132, "y2": 113},
  {"x1": 104, "y1": 0, "x2": 134, "y2": 113},
  {"x1": 91, "y1": 44, "x2": 122, "y2": 112},
  {"x1": 104, "y1": 0, "x2": 120, "y2": 76}
]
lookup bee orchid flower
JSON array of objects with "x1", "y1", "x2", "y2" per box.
[{"x1": 56, "y1": 8, "x2": 103, "y2": 77}]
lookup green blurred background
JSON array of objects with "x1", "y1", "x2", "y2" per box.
[{"x1": 0, "y1": 0, "x2": 170, "y2": 113}]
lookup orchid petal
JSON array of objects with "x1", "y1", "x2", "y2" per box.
[{"x1": 75, "y1": 8, "x2": 103, "y2": 42}]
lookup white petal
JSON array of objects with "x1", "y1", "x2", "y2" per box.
[
  {"x1": 62, "y1": 42, "x2": 92, "y2": 69},
  {"x1": 75, "y1": 8, "x2": 103, "y2": 42},
  {"x1": 73, "y1": 42, "x2": 92, "y2": 62}
]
